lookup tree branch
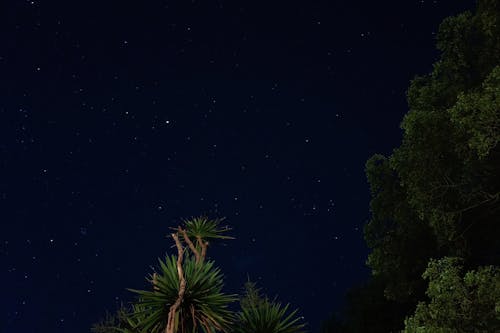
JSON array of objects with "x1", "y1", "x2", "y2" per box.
[
  {"x1": 179, "y1": 227, "x2": 201, "y2": 263},
  {"x1": 197, "y1": 236, "x2": 208, "y2": 262},
  {"x1": 166, "y1": 232, "x2": 186, "y2": 333}
]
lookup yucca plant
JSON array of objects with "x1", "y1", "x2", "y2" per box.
[
  {"x1": 175, "y1": 216, "x2": 233, "y2": 264},
  {"x1": 123, "y1": 217, "x2": 237, "y2": 333},
  {"x1": 93, "y1": 216, "x2": 307, "y2": 333},
  {"x1": 128, "y1": 255, "x2": 237, "y2": 333},
  {"x1": 233, "y1": 281, "x2": 306, "y2": 333}
]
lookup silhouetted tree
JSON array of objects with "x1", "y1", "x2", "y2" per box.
[
  {"x1": 322, "y1": 0, "x2": 500, "y2": 331},
  {"x1": 365, "y1": 0, "x2": 499, "y2": 306}
]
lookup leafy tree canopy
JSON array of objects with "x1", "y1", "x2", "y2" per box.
[
  {"x1": 403, "y1": 257, "x2": 500, "y2": 332},
  {"x1": 364, "y1": 0, "x2": 500, "y2": 311},
  {"x1": 320, "y1": 1, "x2": 500, "y2": 332}
]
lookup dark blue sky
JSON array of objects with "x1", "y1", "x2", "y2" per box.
[{"x1": 1, "y1": 1, "x2": 476, "y2": 332}]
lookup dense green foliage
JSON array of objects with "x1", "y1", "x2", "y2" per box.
[
  {"x1": 322, "y1": 0, "x2": 500, "y2": 331},
  {"x1": 92, "y1": 217, "x2": 306, "y2": 333},
  {"x1": 367, "y1": 0, "x2": 500, "y2": 300},
  {"x1": 403, "y1": 257, "x2": 500, "y2": 332},
  {"x1": 365, "y1": 154, "x2": 439, "y2": 302}
]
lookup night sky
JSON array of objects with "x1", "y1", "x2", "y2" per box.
[{"x1": 1, "y1": 1, "x2": 477, "y2": 332}]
